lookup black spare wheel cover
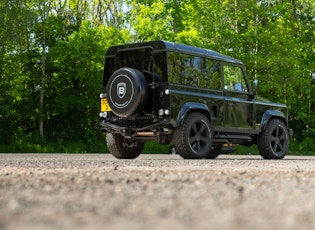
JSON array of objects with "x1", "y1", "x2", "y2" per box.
[{"x1": 107, "y1": 67, "x2": 148, "y2": 117}]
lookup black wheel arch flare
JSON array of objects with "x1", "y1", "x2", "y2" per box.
[{"x1": 175, "y1": 102, "x2": 213, "y2": 128}]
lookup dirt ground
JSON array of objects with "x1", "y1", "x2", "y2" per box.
[{"x1": 0, "y1": 153, "x2": 315, "y2": 230}]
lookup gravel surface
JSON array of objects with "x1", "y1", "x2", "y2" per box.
[{"x1": 1, "y1": 153, "x2": 315, "y2": 230}]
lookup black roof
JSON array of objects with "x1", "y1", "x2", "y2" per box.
[{"x1": 105, "y1": 40, "x2": 244, "y2": 65}]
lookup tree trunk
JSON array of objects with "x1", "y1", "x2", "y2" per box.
[{"x1": 39, "y1": 2, "x2": 47, "y2": 139}]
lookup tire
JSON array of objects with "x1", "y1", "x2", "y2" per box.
[
  {"x1": 206, "y1": 144, "x2": 222, "y2": 159},
  {"x1": 106, "y1": 133, "x2": 144, "y2": 159},
  {"x1": 257, "y1": 119, "x2": 289, "y2": 159},
  {"x1": 173, "y1": 113, "x2": 213, "y2": 159},
  {"x1": 106, "y1": 67, "x2": 148, "y2": 117}
]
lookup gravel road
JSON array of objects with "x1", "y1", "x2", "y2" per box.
[{"x1": 1, "y1": 153, "x2": 315, "y2": 230}]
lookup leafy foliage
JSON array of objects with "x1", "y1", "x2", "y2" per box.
[{"x1": 1, "y1": 0, "x2": 315, "y2": 152}]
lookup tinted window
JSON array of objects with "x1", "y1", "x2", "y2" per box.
[
  {"x1": 116, "y1": 48, "x2": 153, "y2": 70},
  {"x1": 223, "y1": 65, "x2": 248, "y2": 92},
  {"x1": 168, "y1": 52, "x2": 221, "y2": 89},
  {"x1": 152, "y1": 51, "x2": 167, "y2": 81},
  {"x1": 113, "y1": 48, "x2": 167, "y2": 81}
]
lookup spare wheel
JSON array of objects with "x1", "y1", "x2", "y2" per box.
[{"x1": 106, "y1": 67, "x2": 148, "y2": 117}]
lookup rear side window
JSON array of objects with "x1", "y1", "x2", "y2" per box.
[{"x1": 168, "y1": 52, "x2": 221, "y2": 90}]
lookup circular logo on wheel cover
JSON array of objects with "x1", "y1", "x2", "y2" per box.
[
  {"x1": 117, "y1": 82, "x2": 126, "y2": 98},
  {"x1": 109, "y1": 75, "x2": 134, "y2": 109}
]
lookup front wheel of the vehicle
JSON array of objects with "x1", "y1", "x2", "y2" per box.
[
  {"x1": 173, "y1": 113, "x2": 213, "y2": 159},
  {"x1": 257, "y1": 119, "x2": 289, "y2": 159},
  {"x1": 106, "y1": 133, "x2": 144, "y2": 159}
]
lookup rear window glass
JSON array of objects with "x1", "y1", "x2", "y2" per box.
[{"x1": 116, "y1": 48, "x2": 153, "y2": 70}]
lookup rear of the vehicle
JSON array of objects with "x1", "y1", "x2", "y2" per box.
[{"x1": 99, "y1": 41, "x2": 172, "y2": 158}]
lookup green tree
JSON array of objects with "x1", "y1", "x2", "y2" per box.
[
  {"x1": 0, "y1": 0, "x2": 38, "y2": 144},
  {"x1": 1, "y1": 0, "x2": 315, "y2": 151},
  {"x1": 47, "y1": 23, "x2": 129, "y2": 144},
  {"x1": 128, "y1": 0, "x2": 175, "y2": 41}
]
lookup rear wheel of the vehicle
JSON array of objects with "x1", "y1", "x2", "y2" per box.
[
  {"x1": 257, "y1": 119, "x2": 289, "y2": 159},
  {"x1": 173, "y1": 113, "x2": 213, "y2": 159},
  {"x1": 106, "y1": 133, "x2": 144, "y2": 159},
  {"x1": 106, "y1": 67, "x2": 148, "y2": 117}
]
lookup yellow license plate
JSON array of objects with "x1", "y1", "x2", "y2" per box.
[{"x1": 101, "y1": 98, "x2": 111, "y2": 112}]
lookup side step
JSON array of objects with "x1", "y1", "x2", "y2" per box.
[{"x1": 213, "y1": 134, "x2": 252, "y2": 143}]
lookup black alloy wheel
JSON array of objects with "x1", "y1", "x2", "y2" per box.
[
  {"x1": 106, "y1": 133, "x2": 144, "y2": 159},
  {"x1": 173, "y1": 113, "x2": 213, "y2": 159},
  {"x1": 257, "y1": 119, "x2": 289, "y2": 159}
]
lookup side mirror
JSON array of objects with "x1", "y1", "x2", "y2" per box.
[{"x1": 252, "y1": 79, "x2": 258, "y2": 96}]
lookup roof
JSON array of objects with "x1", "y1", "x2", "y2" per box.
[{"x1": 105, "y1": 40, "x2": 243, "y2": 65}]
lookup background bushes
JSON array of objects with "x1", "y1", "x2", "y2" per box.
[{"x1": 1, "y1": 0, "x2": 315, "y2": 153}]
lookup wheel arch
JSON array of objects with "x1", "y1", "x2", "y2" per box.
[
  {"x1": 260, "y1": 110, "x2": 288, "y2": 132},
  {"x1": 175, "y1": 102, "x2": 213, "y2": 127}
]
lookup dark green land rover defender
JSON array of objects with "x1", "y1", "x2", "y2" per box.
[{"x1": 99, "y1": 40, "x2": 292, "y2": 159}]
